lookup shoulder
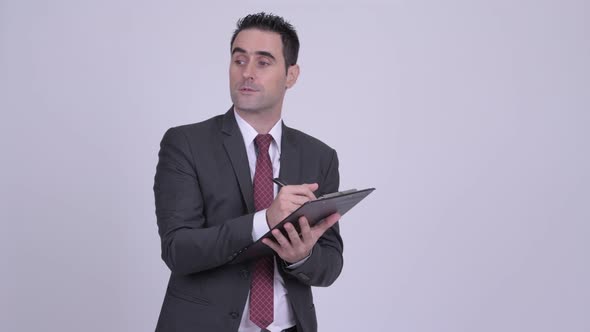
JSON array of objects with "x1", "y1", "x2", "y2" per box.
[
  {"x1": 166, "y1": 114, "x2": 225, "y2": 137},
  {"x1": 284, "y1": 125, "x2": 336, "y2": 154},
  {"x1": 159, "y1": 113, "x2": 228, "y2": 148}
]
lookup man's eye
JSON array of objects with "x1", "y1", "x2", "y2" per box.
[
  {"x1": 234, "y1": 59, "x2": 245, "y2": 65},
  {"x1": 258, "y1": 61, "x2": 270, "y2": 66}
]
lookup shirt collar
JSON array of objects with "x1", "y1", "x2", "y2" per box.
[{"x1": 234, "y1": 109, "x2": 282, "y2": 154}]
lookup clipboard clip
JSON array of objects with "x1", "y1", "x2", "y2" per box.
[{"x1": 317, "y1": 189, "x2": 357, "y2": 200}]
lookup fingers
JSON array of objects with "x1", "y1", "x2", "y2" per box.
[
  {"x1": 261, "y1": 237, "x2": 281, "y2": 253},
  {"x1": 262, "y1": 222, "x2": 311, "y2": 263},
  {"x1": 271, "y1": 228, "x2": 291, "y2": 248},
  {"x1": 281, "y1": 194, "x2": 311, "y2": 207},
  {"x1": 299, "y1": 216, "x2": 313, "y2": 243},
  {"x1": 267, "y1": 183, "x2": 319, "y2": 227},
  {"x1": 298, "y1": 214, "x2": 340, "y2": 245},
  {"x1": 262, "y1": 213, "x2": 340, "y2": 263},
  {"x1": 270, "y1": 223, "x2": 302, "y2": 248},
  {"x1": 304, "y1": 183, "x2": 319, "y2": 195},
  {"x1": 284, "y1": 222, "x2": 303, "y2": 246},
  {"x1": 261, "y1": 228, "x2": 292, "y2": 258},
  {"x1": 279, "y1": 183, "x2": 318, "y2": 201}
]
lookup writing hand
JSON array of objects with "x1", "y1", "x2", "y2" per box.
[{"x1": 266, "y1": 183, "x2": 318, "y2": 228}]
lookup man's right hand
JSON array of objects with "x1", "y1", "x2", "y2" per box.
[{"x1": 266, "y1": 183, "x2": 319, "y2": 228}]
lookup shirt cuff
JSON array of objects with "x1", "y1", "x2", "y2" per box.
[
  {"x1": 252, "y1": 210, "x2": 270, "y2": 241},
  {"x1": 285, "y1": 250, "x2": 312, "y2": 269}
]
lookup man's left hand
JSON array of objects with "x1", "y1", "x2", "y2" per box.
[{"x1": 261, "y1": 212, "x2": 341, "y2": 264}]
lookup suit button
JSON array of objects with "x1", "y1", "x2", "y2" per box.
[
  {"x1": 229, "y1": 311, "x2": 240, "y2": 319},
  {"x1": 240, "y1": 269, "x2": 249, "y2": 279}
]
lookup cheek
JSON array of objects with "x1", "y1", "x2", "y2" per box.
[
  {"x1": 229, "y1": 67, "x2": 241, "y2": 82},
  {"x1": 269, "y1": 75, "x2": 287, "y2": 91}
]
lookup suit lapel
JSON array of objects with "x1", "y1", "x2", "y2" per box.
[
  {"x1": 222, "y1": 109, "x2": 255, "y2": 214},
  {"x1": 279, "y1": 123, "x2": 302, "y2": 185}
]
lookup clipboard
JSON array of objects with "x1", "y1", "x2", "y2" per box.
[{"x1": 229, "y1": 187, "x2": 375, "y2": 264}]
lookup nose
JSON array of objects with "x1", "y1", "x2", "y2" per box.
[{"x1": 242, "y1": 61, "x2": 256, "y2": 80}]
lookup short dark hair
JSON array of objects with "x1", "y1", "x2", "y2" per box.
[{"x1": 230, "y1": 12, "x2": 300, "y2": 72}]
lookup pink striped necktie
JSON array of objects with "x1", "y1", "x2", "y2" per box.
[{"x1": 250, "y1": 134, "x2": 274, "y2": 328}]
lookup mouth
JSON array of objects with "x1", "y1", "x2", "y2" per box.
[{"x1": 238, "y1": 85, "x2": 259, "y2": 93}]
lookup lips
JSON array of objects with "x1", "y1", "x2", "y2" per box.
[
  {"x1": 238, "y1": 82, "x2": 260, "y2": 92},
  {"x1": 239, "y1": 87, "x2": 258, "y2": 92}
]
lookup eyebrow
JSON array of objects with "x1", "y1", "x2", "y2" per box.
[{"x1": 231, "y1": 47, "x2": 276, "y2": 61}]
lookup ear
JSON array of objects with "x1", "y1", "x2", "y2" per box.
[{"x1": 285, "y1": 64, "x2": 300, "y2": 89}]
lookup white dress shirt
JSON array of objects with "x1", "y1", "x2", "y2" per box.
[{"x1": 234, "y1": 110, "x2": 298, "y2": 332}]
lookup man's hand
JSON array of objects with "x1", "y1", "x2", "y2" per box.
[
  {"x1": 266, "y1": 183, "x2": 318, "y2": 228},
  {"x1": 261, "y1": 213, "x2": 341, "y2": 264}
]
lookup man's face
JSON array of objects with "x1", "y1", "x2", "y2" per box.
[{"x1": 229, "y1": 29, "x2": 298, "y2": 114}]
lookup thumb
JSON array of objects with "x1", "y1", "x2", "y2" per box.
[
  {"x1": 305, "y1": 183, "x2": 319, "y2": 192},
  {"x1": 317, "y1": 213, "x2": 341, "y2": 233}
]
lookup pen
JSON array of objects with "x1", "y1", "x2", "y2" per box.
[{"x1": 272, "y1": 178, "x2": 288, "y2": 188}]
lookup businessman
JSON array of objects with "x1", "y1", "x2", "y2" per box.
[{"x1": 154, "y1": 13, "x2": 343, "y2": 332}]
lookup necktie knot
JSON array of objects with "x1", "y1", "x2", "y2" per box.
[{"x1": 254, "y1": 134, "x2": 273, "y2": 154}]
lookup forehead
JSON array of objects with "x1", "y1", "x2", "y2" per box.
[{"x1": 232, "y1": 29, "x2": 284, "y2": 58}]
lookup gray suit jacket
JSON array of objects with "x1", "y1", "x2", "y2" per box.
[{"x1": 154, "y1": 109, "x2": 344, "y2": 332}]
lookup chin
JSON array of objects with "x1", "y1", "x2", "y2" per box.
[
  {"x1": 233, "y1": 101, "x2": 266, "y2": 113},
  {"x1": 234, "y1": 104, "x2": 259, "y2": 113}
]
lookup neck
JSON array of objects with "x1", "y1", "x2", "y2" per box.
[{"x1": 234, "y1": 107, "x2": 281, "y2": 134}]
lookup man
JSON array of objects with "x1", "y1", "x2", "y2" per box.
[{"x1": 154, "y1": 13, "x2": 343, "y2": 332}]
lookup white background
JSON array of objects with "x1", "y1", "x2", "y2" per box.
[{"x1": 1, "y1": 0, "x2": 588, "y2": 331}]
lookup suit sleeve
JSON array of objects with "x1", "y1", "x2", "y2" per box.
[
  {"x1": 153, "y1": 127, "x2": 253, "y2": 276},
  {"x1": 282, "y1": 149, "x2": 344, "y2": 287}
]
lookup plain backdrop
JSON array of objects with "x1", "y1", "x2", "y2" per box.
[{"x1": 1, "y1": 0, "x2": 588, "y2": 331}]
